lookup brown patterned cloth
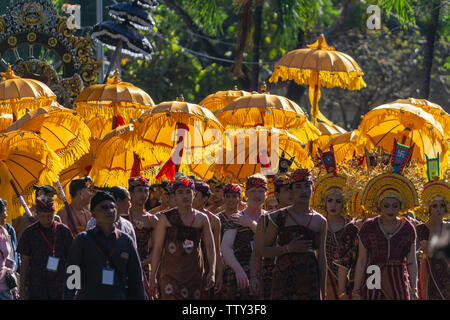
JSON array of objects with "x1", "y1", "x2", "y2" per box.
[
  {"x1": 159, "y1": 208, "x2": 205, "y2": 300},
  {"x1": 269, "y1": 208, "x2": 321, "y2": 300},
  {"x1": 417, "y1": 223, "x2": 450, "y2": 300},
  {"x1": 334, "y1": 220, "x2": 359, "y2": 296},
  {"x1": 221, "y1": 211, "x2": 254, "y2": 300},
  {"x1": 325, "y1": 218, "x2": 350, "y2": 300}
]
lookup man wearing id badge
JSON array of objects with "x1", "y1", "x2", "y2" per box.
[
  {"x1": 64, "y1": 191, "x2": 145, "y2": 300},
  {"x1": 17, "y1": 199, "x2": 74, "y2": 300}
]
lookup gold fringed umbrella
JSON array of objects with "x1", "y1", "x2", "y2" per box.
[
  {"x1": 130, "y1": 98, "x2": 224, "y2": 166},
  {"x1": 0, "y1": 66, "x2": 56, "y2": 121},
  {"x1": 0, "y1": 113, "x2": 13, "y2": 133},
  {"x1": 213, "y1": 93, "x2": 308, "y2": 129},
  {"x1": 85, "y1": 117, "x2": 114, "y2": 140},
  {"x1": 90, "y1": 124, "x2": 161, "y2": 187},
  {"x1": 0, "y1": 131, "x2": 64, "y2": 223},
  {"x1": 6, "y1": 105, "x2": 91, "y2": 168},
  {"x1": 221, "y1": 127, "x2": 314, "y2": 182},
  {"x1": 74, "y1": 70, "x2": 155, "y2": 126},
  {"x1": 269, "y1": 34, "x2": 366, "y2": 126},
  {"x1": 356, "y1": 103, "x2": 447, "y2": 167},
  {"x1": 198, "y1": 87, "x2": 252, "y2": 112},
  {"x1": 388, "y1": 98, "x2": 450, "y2": 140},
  {"x1": 314, "y1": 130, "x2": 359, "y2": 164}
]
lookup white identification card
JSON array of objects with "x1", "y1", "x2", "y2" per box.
[
  {"x1": 46, "y1": 256, "x2": 60, "y2": 272},
  {"x1": 102, "y1": 268, "x2": 115, "y2": 286}
]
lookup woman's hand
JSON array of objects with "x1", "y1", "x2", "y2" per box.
[{"x1": 235, "y1": 269, "x2": 249, "y2": 289}]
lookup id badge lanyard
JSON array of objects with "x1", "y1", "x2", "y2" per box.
[
  {"x1": 95, "y1": 230, "x2": 119, "y2": 286},
  {"x1": 40, "y1": 222, "x2": 59, "y2": 271}
]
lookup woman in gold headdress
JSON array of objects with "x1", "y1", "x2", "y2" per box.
[
  {"x1": 416, "y1": 180, "x2": 450, "y2": 300},
  {"x1": 353, "y1": 173, "x2": 419, "y2": 300},
  {"x1": 312, "y1": 173, "x2": 349, "y2": 300}
]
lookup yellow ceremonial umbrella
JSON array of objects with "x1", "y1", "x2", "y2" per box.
[
  {"x1": 269, "y1": 34, "x2": 366, "y2": 126},
  {"x1": 0, "y1": 66, "x2": 56, "y2": 121},
  {"x1": 0, "y1": 113, "x2": 13, "y2": 133},
  {"x1": 57, "y1": 137, "x2": 100, "y2": 202},
  {"x1": 314, "y1": 130, "x2": 359, "y2": 164},
  {"x1": 221, "y1": 127, "x2": 314, "y2": 182},
  {"x1": 85, "y1": 117, "x2": 114, "y2": 140},
  {"x1": 74, "y1": 70, "x2": 155, "y2": 126},
  {"x1": 130, "y1": 98, "x2": 224, "y2": 166},
  {"x1": 213, "y1": 93, "x2": 308, "y2": 129},
  {"x1": 90, "y1": 124, "x2": 162, "y2": 187},
  {"x1": 316, "y1": 119, "x2": 347, "y2": 136},
  {"x1": 387, "y1": 98, "x2": 450, "y2": 140},
  {"x1": 356, "y1": 103, "x2": 447, "y2": 168},
  {"x1": 0, "y1": 131, "x2": 63, "y2": 222},
  {"x1": 6, "y1": 105, "x2": 91, "y2": 168},
  {"x1": 198, "y1": 87, "x2": 252, "y2": 112}
]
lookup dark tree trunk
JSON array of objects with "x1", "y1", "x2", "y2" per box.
[
  {"x1": 250, "y1": 0, "x2": 263, "y2": 91},
  {"x1": 422, "y1": 0, "x2": 441, "y2": 99}
]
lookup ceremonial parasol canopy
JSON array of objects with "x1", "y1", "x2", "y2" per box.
[
  {"x1": 0, "y1": 131, "x2": 63, "y2": 222},
  {"x1": 90, "y1": 124, "x2": 161, "y2": 187},
  {"x1": 269, "y1": 34, "x2": 366, "y2": 126},
  {"x1": 220, "y1": 127, "x2": 314, "y2": 182},
  {"x1": 109, "y1": 3, "x2": 155, "y2": 31},
  {"x1": 356, "y1": 103, "x2": 448, "y2": 167},
  {"x1": 92, "y1": 21, "x2": 153, "y2": 59},
  {"x1": 387, "y1": 98, "x2": 450, "y2": 140},
  {"x1": 131, "y1": 98, "x2": 224, "y2": 157},
  {"x1": 134, "y1": 0, "x2": 159, "y2": 9},
  {"x1": 6, "y1": 105, "x2": 91, "y2": 168},
  {"x1": 213, "y1": 93, "x2": 308, "y2": 129},
  {"x1": 58, "y1": 137, "x2": 100, "y2": 204},
  {"x1": 314, "y1": 130, "x2": 359, "y2": 164},
  {"x1": 74, "y1": 70, "x2": 155, "y2": 126},
  {"x1": 0, "y1": 66, "x2": 56, "y2": 121},
  {"x1": 0, "y1": 113, "x2": 13, "y2": 133},
  {"x1": 198, "y1": 88, "x2": 252, "y2": 112}
]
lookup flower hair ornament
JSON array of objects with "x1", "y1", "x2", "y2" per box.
[
  {"x1": 290, "y1": 168, "x2": 313, "y2": 184},
  {"x1": 245, "y1": 175, "x2": 268, "y2": 191},
  {"x1": 172, "y1": 177, "x2": 196, "y2": 192},
  {"x1": 128, "y1": 176, "x2": 150, "y2": 189}
]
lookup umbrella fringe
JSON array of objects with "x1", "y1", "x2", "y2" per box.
[
  {"x1": 1, "y1": 98, "x2": 55, "y2": 119},
  {"x1": 75, "y1": 104, "x2": 146, "y2": 122},
  {"x1": 269, "y1": 66, "x2": 366, "y2": 90},
  {"x1": 92, "y1": 166, "x2": 157, "y2": 188}
]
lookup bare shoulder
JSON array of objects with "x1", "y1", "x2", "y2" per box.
[{"x1": 312, "y1": 210, "x2": 327, "y2": 224}]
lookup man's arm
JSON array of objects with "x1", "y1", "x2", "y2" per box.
[
  {"x1": 210, "y1": 215, "x2": 223, "y2": 294},
  {"x1": 149, "y1": 214, "x2": 170, "y2": 298},
  {"x1": 201, "y1": 214, "x2": 216, "y2": 290},
  {"x1": 57, "y1": 208, "x2": 69, "y2": 227},
  {"x1": 317, "y1": 216, "x2": 328, "y2": 300},
  {"x1": 18, "y1": 255, "x2": 30, "y2": 300},
  {"x1": 407, "y1": 242, "x2": 418, "y2": 299}
]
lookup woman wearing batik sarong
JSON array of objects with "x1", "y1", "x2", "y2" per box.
[
  {"x1": 353, "y1": 173, "x2": 418, "y2": 300},
  {"x1": 311, "y1": 173, "x2": 349, "y2": 300},
  {"x1": 416, "y1": 179, "x2": 450, "y2": 300}
]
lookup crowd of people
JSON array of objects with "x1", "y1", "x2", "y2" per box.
[{"x1": 0, "y1": 156, "x2": 448, "y2": 300}]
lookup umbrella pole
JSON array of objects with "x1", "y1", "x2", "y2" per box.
[
  {"x1": 56, "y1": 180, "x2": 79, "y2": 235},
  {"x1": 103, "y1": 40, "x2": 123, "y2": 84},
  {"x1": 9, "y1": 180, "x2": 33, "y2": 218},
  {"x1": 311, "y1": 85, "x2": 319, "y2": 127}
]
